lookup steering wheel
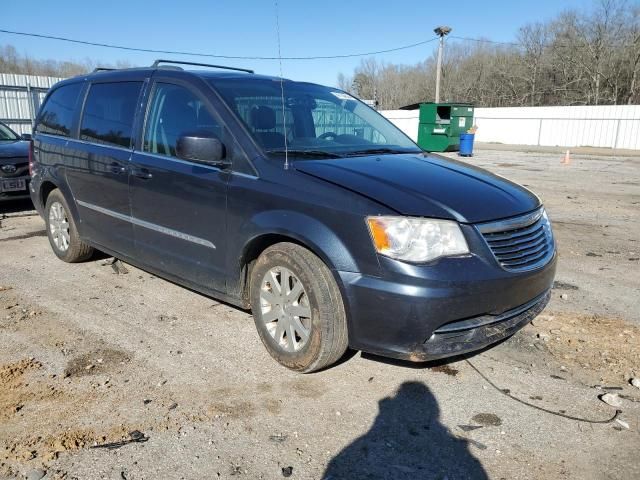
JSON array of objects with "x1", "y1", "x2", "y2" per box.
[{"x1": 318, "y1": 132, "x2": 338, "y2": 140}]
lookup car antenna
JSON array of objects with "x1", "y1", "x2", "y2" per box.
[{"x1": 273, "y1": 0, "x2": 289, "y2": 170}]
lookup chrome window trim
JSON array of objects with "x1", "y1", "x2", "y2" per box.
[
  {"x1": 70, "y1": 137, "x2": 134, "y2": 153},
  {"x1": 135, "y1": 151, "x2": 224, "y2": 172}
]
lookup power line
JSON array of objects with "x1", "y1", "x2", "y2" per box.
[{"x1": 0, "y1": 28, "x2": 438, "y2": 60}]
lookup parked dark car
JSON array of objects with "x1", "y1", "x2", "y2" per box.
[
  {"x1": 29, "y1": 61, "x2": 556, "y2": 372},
  {"x1": 0, "y1": 121, "x2": 31, "y2": 202}
]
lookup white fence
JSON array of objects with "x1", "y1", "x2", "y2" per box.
[
  {"x1": 381, "y1": 105, "x2": 640, "y2": 150},
  {"x1": 0, "y1": 73, "x2": 64, "y2": 135}
]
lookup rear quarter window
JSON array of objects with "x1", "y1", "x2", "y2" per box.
[
  {"x1": 36, "y1": 83, "x2": 83, "y2": 137},
  {"x1": 80, "y1": 82, "x2": 143, "y2": 148}
]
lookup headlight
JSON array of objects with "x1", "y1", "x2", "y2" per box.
[{"x1": 366, "y1": 216, "x2": 469, "y2": 262}]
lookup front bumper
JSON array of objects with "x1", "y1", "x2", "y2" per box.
[
  {"x1": 420, "y1": 290, "x2": 549, "y2": 360},
  {"x1": 0, "y1": 175, "x2": 31, "y2": 201},
  {"x1": 338, "y1": 248, "x2": 556, "y2": 362}
]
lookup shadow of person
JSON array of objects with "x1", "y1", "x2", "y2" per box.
[{"x1": 323, "y1": 381, "x2": 488, "y2": 480}]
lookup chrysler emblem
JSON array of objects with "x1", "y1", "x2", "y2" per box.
[{"x1": 1, "y1": 164, "x2": 17, "y2": 174}]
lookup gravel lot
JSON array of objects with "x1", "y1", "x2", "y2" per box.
[{"x1": 0, "y1": 147, "x2": 639, "y2": 480}]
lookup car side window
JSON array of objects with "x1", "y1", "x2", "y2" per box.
[
  {"x1": 36, "y1": 83, "x2": 83, "y2": 137},
  {"x1": 143, "y1": 83, "x2": 223, "y2": 158},
  {"x1": 80, "y1": 82, "x2": 143, "y2": 148}
]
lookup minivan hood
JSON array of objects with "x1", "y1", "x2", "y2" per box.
[
  {"x1": 294, "y1": 154, "x2": 540, "y2": 223},
  {"x1": 0, "y1": 140, "x2": 29, "y2": 158}
]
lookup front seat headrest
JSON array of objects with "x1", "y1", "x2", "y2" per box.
[{"x1": 250, "y1": 106, "x2": 276, "y2": 130}]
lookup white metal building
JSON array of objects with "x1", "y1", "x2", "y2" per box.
[{"x1": 0, "y1": 73, "x2": 64, "y2": 135}]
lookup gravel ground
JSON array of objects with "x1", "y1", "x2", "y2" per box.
[{"x1": 0, "y1": 148, "x2": 639, "y2": 480}]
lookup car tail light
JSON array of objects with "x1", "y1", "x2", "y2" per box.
[{"x1": 28, "y1": 139, "x2": 34, "y2": 176}]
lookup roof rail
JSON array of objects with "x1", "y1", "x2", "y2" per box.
[
  {"x1": 151, "y1": 59, "x2": 254, "y2": 74},
  {"x1": 93, "y1": 67, "x2": 115, "y2": 72}
]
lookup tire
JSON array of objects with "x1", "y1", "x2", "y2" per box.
[
  {"x1": 44, "y1": 189, "x2": 94, "y2": 263},
  {"x1": 249, "y1": 242, "x2": 348, "y2": 373}
]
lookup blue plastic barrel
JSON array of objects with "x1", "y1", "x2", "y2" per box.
[{"x1": 459, "y1": 133, "x2": 475, "y2": 157}]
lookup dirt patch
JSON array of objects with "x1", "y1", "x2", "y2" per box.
[
  {"x1": 0, "y1": 294, "x2": 42, "y2": 329},
  {"x1": 64, "y1": 348, "x2": 131, "y2": 378},
  {"x1": 552, "y1": 281, "x2": 579, "y2": 291},
  {"x1": 431, "y1": 365, "x2": 459, "y2": 376},
  {"x1": 0, "y1": 357, "x2": 42, "y2": 384},
  {"x1": 2, "y1": 424, "x2": 140, "y2": 470},
  {"x1": 471, "y1": 413, "x2": 503, "y2": 426},
  {"x1": 264, "y1": 398, "x2": 282, "y2": 414},
  {"x1": 207, "y1": 400, "x2": 255, "y2": 419},
  {"x1": 527, "y1": 312, "x2": 640, "y2": 383},
  {"x1": 288, "y1": 378, "x2": 325, "y2": 399},
  {"x1": 0, "y1": 358, "x2": 57, "y2": 421}
]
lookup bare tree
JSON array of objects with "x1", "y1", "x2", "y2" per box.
[
  {"x1": 0, "y1": 45, "x2": 132, "y2": 77},
  {"x1": 339, "y1": 0, "x2": 639, "y2": 108}
]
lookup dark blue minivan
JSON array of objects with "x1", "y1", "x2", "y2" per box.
[{"x1": 29, "y1": 61, "x2": 556, "y2": 372}]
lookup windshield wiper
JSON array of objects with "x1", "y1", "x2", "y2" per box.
[
  {"x1": 344, "y1": 147, "x2": 420, "y2": 157},
  {"x1": 266, "y1": 149, "x2": 343, "y2": 159}
]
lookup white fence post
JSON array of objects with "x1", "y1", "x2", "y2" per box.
[
  {"x1": 613, "y1": 119, "x2": 620, "y2": 149},
  {"x1": 537, "y1": 118, "x2": 543, "y2": 146}
]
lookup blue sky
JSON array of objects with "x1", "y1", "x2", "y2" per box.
[{"x1": 3, "y1": 0, "x2": 595, "y2": 86}]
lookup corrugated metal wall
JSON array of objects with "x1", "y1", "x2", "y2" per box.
[
  {"x1": 381, "y1": 105, "x2": 640, "y2": 150},
  {"x1": 0, "y1": 73, "x2": 64, "y2": 135}
]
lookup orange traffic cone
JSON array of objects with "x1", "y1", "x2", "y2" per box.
[{"x1": 561, "y1": 150, "x2": 571, "y2": 165}]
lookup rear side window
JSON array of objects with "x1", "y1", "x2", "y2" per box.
[
  {"x1": 80, "y1": 82, "x2": 142, "y2": 148},
  {"x1": 143, "y1": 83, "x2": 222, "y2": 157},
  {"x1": 36, "y1": 83, "x2": 83, "y2": 137}
]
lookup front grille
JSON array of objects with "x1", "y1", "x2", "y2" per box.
[
  {"x1": 0, "y1": 158, "x2": 29, "y2": 178},
  {"x1": 476, "y1": 208, "x2": 554, "y2": 272}
]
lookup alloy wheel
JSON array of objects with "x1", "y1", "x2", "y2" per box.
[{"x1": 49, "y1": 201, "x2": 70, "y2": 252}]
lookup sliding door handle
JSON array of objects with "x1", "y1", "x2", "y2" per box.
[{"x1": 109, "y1": 162, "x2": 127, "y2": 174}]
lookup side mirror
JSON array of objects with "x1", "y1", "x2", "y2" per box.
[
  {"x1": 176, "y1": 131, "x2": 230, "y2": 168},
  {"x1": 21, "y1": 133, "x2": 32, "y2": 141}
]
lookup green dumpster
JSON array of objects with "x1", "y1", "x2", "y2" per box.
[{"x1": 401, "y1": 102, "x2": 474, "y2": 152}]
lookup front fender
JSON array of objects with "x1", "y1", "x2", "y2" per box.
[
  {"x1": 225, "y1": 209, "x2": 369, "y2": 303},
  {"x1": 238, "y1": 210, "x2": 360, "y2": 272}
]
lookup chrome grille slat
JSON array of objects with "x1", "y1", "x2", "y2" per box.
[
  {"x1": 482, "y1": 221, "x2": 543, "y2": 242},
  {"x1": 502, "y1": 249, "x2": 549, "y2": 267},
  {"x1": 495, "y1": 238, "x2": 549, "y2": 261},
  {"x1": 476, "y1": 208, "x2": 555, "y2": 272},
  {"x1": 501, "y1": 246, "x2": 550, "y2": 265},
  {"x1": 489, "y1": 229, "x2": 547, "y2": 251}
]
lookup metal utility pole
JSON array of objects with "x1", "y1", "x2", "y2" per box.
[{"x1": 434, "y1": 26, "x2": 451, "y2": 103}]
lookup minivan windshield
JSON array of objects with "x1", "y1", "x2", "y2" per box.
[
  {"x1": 0, "y1": 123, "x2": 19, "y2": 141},
  {"x1": 209, "y1": 78, "x2": 421, "y2": 158}
]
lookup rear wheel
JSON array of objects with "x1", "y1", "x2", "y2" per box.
[
  {"x1": 45, "y1": 189, "x2": 94, "y2": 262},
  {"x1": 250, "y1": 242, "x2": 348, "y2": 373}
]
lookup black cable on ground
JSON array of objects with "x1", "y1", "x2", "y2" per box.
[{"x1": 465, "y1": 359, "x2": 621, "y2": 424}]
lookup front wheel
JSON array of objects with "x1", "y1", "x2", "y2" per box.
[
  {"x1": 250, "y1": 242, "x2": 348, "y2": 373},
  {"x1": 45, "y1": 189, "x2": 94, "y2": 262}
]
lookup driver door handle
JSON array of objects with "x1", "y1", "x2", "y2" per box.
[{"x1": 131, "y1": 167, "x2": 153, "y2": 180}]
